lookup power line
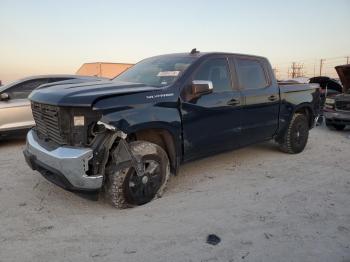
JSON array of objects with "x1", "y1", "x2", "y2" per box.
[
  {"x1": 273, "y1": 55, "x2": 349, "y2": 79},
  {"x1": 289, "y1": 62, "x2": 304, "y2": 78}
]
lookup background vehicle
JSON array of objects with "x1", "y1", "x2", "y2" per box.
[
  {"x1": 0, "y1": 75, "x2": 104, "y2": 137},
  {"x1": 24, "y1": 51, "x2": 320, "y2": 208},
  {"x1": 323, "y1": 65, "x2": 350, "y2": 130},
  {"x1": 309, "y1": 76, "x2": 342, "y2": 125}
]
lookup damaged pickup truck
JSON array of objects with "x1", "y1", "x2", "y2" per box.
[
  {"x1": 24, "y1": 50, "x2": 320, "y2": 208},
  {"x1": 323, "y1": 64, "x2": 350, "y2": 130}
]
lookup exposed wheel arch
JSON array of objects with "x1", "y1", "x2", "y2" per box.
[
  {"x1": 294, "y1": 105, "x2": 314, "y2": 128},
  {"x1": 129, "y1": 128, "x2": 179, "y2": 174},
  {"x1": 275, "y1": 105, "x2": 314, "y2": 144}
]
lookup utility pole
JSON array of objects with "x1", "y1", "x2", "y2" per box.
[
  {"x1": 319, "y1": 59, "x2": 324, "y2": 76},
  {"x1": 289, "y1": 62, "x2": 304, "y2": 78},
  {"x1": 291, "y1": 62, "x2": 296, "y2": 78},
  {"x1": 313, "y1": 61, "x2": 316, "y2": 77},
  {"x1": 346, "y1": 56, "x2": 349, "y2": 64}
]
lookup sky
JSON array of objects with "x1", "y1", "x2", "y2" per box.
[{"x1": 0, "y1": 0, "x2": 349, "y2": 83}]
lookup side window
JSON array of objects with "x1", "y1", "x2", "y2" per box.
[
  {"x1": 236, "y1": 58, "x2": 268, "y2": 90},
  {"x1": 193, "y1": 58, "x2": 232, "y2": 92},
  {"x1": 7, "y1": 79, "x2": 49, "y2": 99}
]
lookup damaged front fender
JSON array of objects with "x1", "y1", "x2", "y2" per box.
[{"x1": 110, "y1": 138, "x2": 145, "y2": 177}]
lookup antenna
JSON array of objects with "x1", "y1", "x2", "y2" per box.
[{"x1": 190, "y1": 48, "x2": 199, "y2": 54}]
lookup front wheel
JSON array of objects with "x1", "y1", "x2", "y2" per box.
[
  {"x1": 326, "y1": 120, "x2": 346, "y2": 131},
  {"x1": 279, "y1": 113, "x2": 309, "y2": 154},
  {"x1": 104, "y1": 141, "x2": 170, "y2": 209}
]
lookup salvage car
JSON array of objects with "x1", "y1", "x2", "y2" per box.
[
  {"x1": 23, "y1": 50, "x2": 320, "y2": 208},
  {"x1": 323, "y1": 64, "x2": 350, "y2": 130},
  {"x1": 309, "y1": 76, "x2": 342, "y2": 125},
  {"x1": 0, "y1": 75, "x2": 103, "y2": 138}
]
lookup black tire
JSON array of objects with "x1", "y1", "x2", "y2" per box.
[
  {"x1": 326, "y1": 121, "x2": 346, "y2": 131},
  {"x1": 279, "y1": 113, "x2": 309, "y2": 154},
  {"x1": 104, "y1": 141, "x2": 170, "y2": 208},
  {"x1": 333, "y1": 124, "x2": 346, "y2": 131}
]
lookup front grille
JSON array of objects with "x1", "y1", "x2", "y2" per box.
[
  {"x1": 31, "y1": 102, "x2": 68, "y2": 144},
  {"x1": 335, "y1": 100, "x2": 350, "y2": 111}
]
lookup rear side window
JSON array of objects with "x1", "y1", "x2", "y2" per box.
[{"x1": 236, "y1": 58, "x2": 268, "y2": 90}]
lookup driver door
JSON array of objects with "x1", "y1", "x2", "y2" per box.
[{"x1": 180, "y1": 56, "x2": 243, "y2": 161}]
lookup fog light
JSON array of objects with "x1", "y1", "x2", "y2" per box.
[{"x1": 74, "y1": 116, "x2": 85, "y2": 126}]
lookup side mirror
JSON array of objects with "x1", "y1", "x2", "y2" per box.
[
  {"x1": 0, "y1": 93, "x2": 9, "y2": 101},
  {"x1": 191, "y1": 80, "x2": 213, "y2": 96}
]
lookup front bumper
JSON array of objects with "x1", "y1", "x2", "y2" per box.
[
  {"x1": 324, "y1": 110, "x2": 350, "y2": 125},
  {"x1": 24, "y1": 129, "x2": 103, "y2": 191}
]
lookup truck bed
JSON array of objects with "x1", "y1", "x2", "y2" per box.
[{"x1": 278, "y1": 82, "x2": 319, "y2": 93}]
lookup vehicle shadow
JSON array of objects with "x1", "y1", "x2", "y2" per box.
[
  {"x1": 168, "y1": 140, "x2": 281, "y2": 193},
  {"x1": 0, "y1": 130, "x2": 28, "y2": 147},
  {"x1": 0, "y1": 137, "x2": 26, "y2": 147}
]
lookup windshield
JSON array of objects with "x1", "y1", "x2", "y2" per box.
[{"x1": 114, "y1": 56, "x2": 195, "y2": 87}]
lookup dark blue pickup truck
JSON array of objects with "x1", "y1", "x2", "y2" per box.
[{"x1": 24, "y1": 50, "x2": 320, "y2": 208}]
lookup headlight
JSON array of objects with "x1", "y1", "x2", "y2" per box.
[
  {"x1": 325, "y1": 98, "x2": 335, "y2": 105},
  {"x1": 324, "y1": 98, "x2": 335, "y2": 109},
  {"x1": 73, "y1": 116, "x2": 85, "y2": 126}
]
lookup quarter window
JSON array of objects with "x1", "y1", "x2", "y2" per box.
[
  {"x1": 236, "y1": 58, "x2": 268, "y2": 89},
  {"x1": 193, "y1": 58, "x2": 232, "y2": 92}
]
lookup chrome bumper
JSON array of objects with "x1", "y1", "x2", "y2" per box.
[
  {"x1": 24, "y1": 129, "x2": 103, "y2": 190},
  {"x1": 324, "y1": 110, "x2": 350, "y2": 125}
]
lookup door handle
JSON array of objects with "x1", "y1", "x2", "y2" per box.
[
  {"x1": 268, "y1": 95, "x2": 278, "y2": 101},
  {"x1": 227, "y1": 98, "x2": 240, "y2": 106}
]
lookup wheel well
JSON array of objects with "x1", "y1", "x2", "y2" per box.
[
  {"x1": 295, "y1": 106, "x2": 313, "y2": 128},
  {"x1": 129, "y1": 129, "x2": 177, "y2": 174}
]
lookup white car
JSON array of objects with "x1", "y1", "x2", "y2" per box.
[{"x1": 0, "y1": 75, "x2": 104, "y2": 137}]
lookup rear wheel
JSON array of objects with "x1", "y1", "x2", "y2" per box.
[
  {"x1": 279, "y1": 113, "x2": 309, "y2": 154},
  {"x1": 326, "y1": 121, "x2": 346, "y2": 131},
  {"x1": 333, "y1": 124, "x2": 346, "y2": 131},
  {"x1": 104, "y1": 141, "x2": 170, "y2": 208}
]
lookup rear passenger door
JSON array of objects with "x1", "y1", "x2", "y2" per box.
[{"x1": 232, "y1": 56, "x2": 279, "y2": 145}]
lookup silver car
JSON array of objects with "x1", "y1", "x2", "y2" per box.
[{"x1": 0, "y1": 74, "x2": 103, "y2": 137}]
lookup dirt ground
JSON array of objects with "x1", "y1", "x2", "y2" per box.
[{"x1": 0, "y1": 125, "x2": 349, "y2": 262}]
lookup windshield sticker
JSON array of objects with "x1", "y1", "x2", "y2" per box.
[{"x1": 157, "y1": 71, "x2": 180, "y2": 77}]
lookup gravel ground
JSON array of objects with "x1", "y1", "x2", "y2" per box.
[{"x1": 0, "y1": 125, "x2": 349, "y2": 262}]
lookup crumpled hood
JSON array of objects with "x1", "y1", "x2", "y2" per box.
[
  {"x1": 29, "y1": 80, "x2": 159, "y2": 107},
  {"x1": 335, "y1": 64, "x2": 350, "y2": 93}
]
